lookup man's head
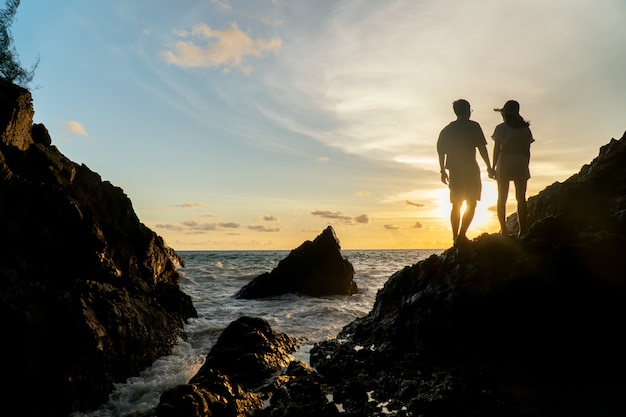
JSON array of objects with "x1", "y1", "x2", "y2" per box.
[{"x1": 452, "y1": 99, "x2": 471, "y2": 119}]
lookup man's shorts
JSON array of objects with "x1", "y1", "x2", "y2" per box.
[{"x1": 449, "y1": 169, "x2": 482, "y2": 203}]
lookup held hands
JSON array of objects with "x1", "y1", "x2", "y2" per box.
[{"x1": 487, "y1": 167, "x2": 496, "y2": 179}]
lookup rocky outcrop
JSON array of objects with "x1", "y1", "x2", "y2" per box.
[
  {"x1": 157, "y1": 316, "x2": 301, "y2": 417},
  {"x1": 307, "y1": 133, "x2": 626, "y2": 416},
  {"x1": 0, "y1": 80, "x2": 197, "y2": 416},
  {"x1": 235, "y1": 226, "x2": 357, "y2": 298}
]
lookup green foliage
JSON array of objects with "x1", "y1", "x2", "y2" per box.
[{"x1": 1, "y1": 0, "x2": 38, "y2": 87}]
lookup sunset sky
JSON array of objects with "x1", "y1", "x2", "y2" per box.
[{"x1": 11, "y1": 0, "x2": 626, "y2": 250}]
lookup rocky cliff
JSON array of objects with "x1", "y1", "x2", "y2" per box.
[{"x1": 0, "y1": 79, "x2": 197, "y2": 416}]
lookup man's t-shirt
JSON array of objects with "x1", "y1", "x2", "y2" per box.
[{"x1": 437, "y1": 119, "x2": 487, "y2": 174}]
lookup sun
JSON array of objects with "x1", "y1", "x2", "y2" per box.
[{"x1": 430, "y1": 175, "x2": 501, "y2": 237}]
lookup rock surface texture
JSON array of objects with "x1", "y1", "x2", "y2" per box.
[
  {"x1": 156, "y1": 316, "x2": 303, "y2": 417},
  {"x1": 0, "y1": 80, "x2": 197, "y2": 416},
  {"x1": 235, "y1": 225, "x2": 357, "y2": 298}
]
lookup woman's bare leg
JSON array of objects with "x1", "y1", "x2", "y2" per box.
[
  {"x1": 514, "y1": 179, "x2": 528, "y2": 237},
  {"x1": 497, "y1": 179, "x2": 510, "y2": 235}
]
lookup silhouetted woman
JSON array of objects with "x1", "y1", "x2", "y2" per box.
[{"x1": 491, "y1": 100, "x2": 534, "y2": 237}]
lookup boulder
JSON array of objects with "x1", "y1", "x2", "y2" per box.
[
  {"x1": 157, "y1": 316, "x2": 300, "y2": 417},
  {"x1": 308, "y1": 133, "x2": 626, "y2": 416},
  {"x1": 0, "y1": 80, "x2": 197, "y2": 416},
  {"x1": 235, "y1": 226, "x2": 357, "y2": 298}
]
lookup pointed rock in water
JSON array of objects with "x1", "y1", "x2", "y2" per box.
[{"x1": 235, "y1": 225, "x2": 357, "y2": 298}]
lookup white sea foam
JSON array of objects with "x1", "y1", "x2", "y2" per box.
[{"x1": 74, "y1": 249, "x2": 441, "y2": 416}]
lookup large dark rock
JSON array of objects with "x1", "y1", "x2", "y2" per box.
[
  {"x1": 307, "y1": 133, "x2": 626, "y2": 416},
  {"x1": 235, "y1": 226, "x2": 357, "y2": 298},
  {"x1": 0, "y1": 80, "x2": 197, "y2": 416},
  {"x1": 157, "y1": 316, "x2": 301, "y2": 417}
]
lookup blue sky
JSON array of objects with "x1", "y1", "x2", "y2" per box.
[{"x1": 11, "y1": 0, "x2": 626, "y2": 250}]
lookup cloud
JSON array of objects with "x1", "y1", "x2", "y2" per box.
[
  {"x1": 261, "y1": 214, "x2": 280, "y2": 221},
  {"x1": 413, "y1": 221, "x2": 423, "y2": 229},
  {"x1": 248, "y1": 225, "x2": 281, "y2": 232},
  {"x1": 384, "y1": 224, "x2": 400, "y2": 230},
  {"x1": 157, "y1": 220, "x2": 241, "y2": 233},
  {"x1": 219, "y1": 222, "x2": 241, "y2": 229},
  {"x1": 355, "y1": 191, "x2": 370, "y2": 197},
  {"x1": 173, "y1": 203, "x2": 205, "y2": 208},
  {"x1": 160, "y1": 23, "x2": 282, "y2": 73},
  {"x1": 210, "y1": 0, "x2": 232, "y2": 11},
  {"x1": 63, "y1": 121, "x2": 88, "y2": 137},
  {"x1": 405, "y1": 200, "x2": 424, "y2": 207},
  {"x1": 155, "y1": 223, "x2": 184, "y2": 232},
  {"x1": 354, "y1": 214, "x2": 369, "y2": 224},
  {"x1": 311, "y1": 210, "x2": 352, "y2": 221},
  {"x1": 311, "y1": 210, "x2": 369, "y2": 225}
]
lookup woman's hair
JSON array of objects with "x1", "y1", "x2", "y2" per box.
[{"x1": 503, "y1": 112, "x2": 530, "y2": 128}]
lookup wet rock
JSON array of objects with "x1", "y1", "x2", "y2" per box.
[
  {"x1": 235, "y1": 226, "x2": 357, "y2": 298},
  {"x1": 158, "y1": 316, "x2": 300, "y2": 417},
  {"x1": 191, "y1": 316, "x2": 300, "y2": 389},
  {"x1": 0, "y1": 80, "x2": 197, "y2": 416},
  {"x1": 255, "y1": 361, "x2": 341, "y2": 417}
]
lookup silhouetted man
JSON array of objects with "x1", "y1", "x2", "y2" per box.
[{"x1": 437, "y1": 99, "x2": 493, "y2": 246}]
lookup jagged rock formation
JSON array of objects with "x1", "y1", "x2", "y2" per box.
[
  {"x1": 307, "y1": 133, "x2": 626, "y2": 416},
  {"x1": 0, "y1": 79, "x2": 197, "y2": 416},
  {"x1": 156, "y1": 316, "x2": 302, "y2": 417},
  {"x1": 235, "y1": 226, "x2": 357, "y2": 298}
]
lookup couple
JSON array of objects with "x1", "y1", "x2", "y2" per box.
[{"x1": 437, "y1": 99, "x2": 534, "y2": 245}]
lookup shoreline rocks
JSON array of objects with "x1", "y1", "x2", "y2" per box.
[{"x1": 157, "y1": 316, "x2": 302, "y2": 417}]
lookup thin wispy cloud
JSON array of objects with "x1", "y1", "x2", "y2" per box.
[
  {"x1": 261, "y1": 215, "x2": 279, "y2": 221},
  {"x1": 248, "y1": 225, "x2": 281, "y2": 232},
  {"x1": 210, "y1": 0, "x2": 232, "y2": 12},
  {"x1": 311, "y1": 210, "x2": 353, "y2": 222},
  {"x1": 405, "y1": 200, "x2": 424, "y2": 207},
  {"x1": 63, "y1": 121, "x2": 88, "y2": 137},
  {"x1": 311, "y1": 210, "x2": 369, "y2": 225},
  {"x1": 173, "y1": 203, "x2": 205, "y2": 208},
  {"x1": 160, "y1": 23, "x2": 282, "y2": 73},
  {"x1": 156, "y1": 220, "x2": 241, "y2": 234}
]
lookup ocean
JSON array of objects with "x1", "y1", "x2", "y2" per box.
[{"x1": 75, "y1": 249, "x2": 442, "y2": 417}]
